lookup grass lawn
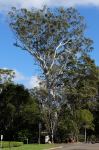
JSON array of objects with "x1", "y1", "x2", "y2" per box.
[{"x1": 4, "y1": 144, "x2": 58, "y2": 150}]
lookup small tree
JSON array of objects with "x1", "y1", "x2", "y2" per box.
[
  {"x1": 0, "y1": 69, "x2": 14, "y2": 89},
  {"x1": 76, "y1": 109, "x2": 94, "y2": 142}
]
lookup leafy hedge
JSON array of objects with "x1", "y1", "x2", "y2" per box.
[{"x1": 0, "y1": 141, "x2": 23, "y2": 148}]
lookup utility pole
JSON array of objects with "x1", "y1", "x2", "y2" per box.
[
  {"x1": 84, "y1": 127, "x2": 87, "y2": 143},
  {"x1": 38, "y1": 123, "x2": 41, "y2": 144}
]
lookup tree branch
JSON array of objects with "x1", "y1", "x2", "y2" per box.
[{"x1": 46, "y1": 40, "x2": 71, "y2": 76}]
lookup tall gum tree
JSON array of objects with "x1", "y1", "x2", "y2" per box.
[{"x1": 8, "y1": 6, "x2": 95, "y2": 142}]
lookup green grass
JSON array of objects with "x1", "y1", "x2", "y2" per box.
[
  {"x1": 4, "y1": 144, "x2": 58, "y2": 150},
  {"x1": 0, "y1": 141, "x2": 23, "y2": 148}
]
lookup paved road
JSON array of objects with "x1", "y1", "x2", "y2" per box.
[{"x1": 54, "y1": 143, "x2": 99, "y2": 150}]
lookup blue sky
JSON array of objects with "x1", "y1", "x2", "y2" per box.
[
  {"x1": 0, "y1": 0, "x2": 99, "y2": 88},
  {"x1": 77, "y1": 6, "x2": 99, "y2": 65}
]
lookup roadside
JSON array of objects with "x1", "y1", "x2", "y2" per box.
[
  {"x1": 44, "y1": 143, "x2": 99, "y2": 150},
  {"x1": 44, "y1": 146, "x2": 63, "y2": 150}
]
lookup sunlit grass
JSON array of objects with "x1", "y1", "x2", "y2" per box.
[{"x1": 4, "y1": 144, "x2": 58, "y2": 150}]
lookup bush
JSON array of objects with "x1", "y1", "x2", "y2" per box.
[
  {"x1": 90, "y1": 135, "x2": 96, "y2": 141},
  {"x1": 78, "y1": 134, "x2": 85, "y2": 142},
  {"x1": 0, "y1": 141, "x2": 23, "y2": 148}
]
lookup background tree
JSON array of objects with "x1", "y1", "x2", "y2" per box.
[
  {"x1": 76, "y1": 109, "x2": 94, "y2": 142},
  {"x1": 0, "y1": 83, "x2": 40, "y2": 142},
  {"x1": 92, "y1": 67, "x2": 99, "y2": 139},
  {"x1": 0, "y1": 68, "x2": 14, "y2": 90}
]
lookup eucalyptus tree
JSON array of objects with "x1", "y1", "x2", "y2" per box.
[{"x1": 9, "y1": 6, "x2": 94, "y2": 142}]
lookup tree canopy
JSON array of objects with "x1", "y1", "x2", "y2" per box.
[{"x1": 0, "y1": 83, "x2": 40, "y2": 141}]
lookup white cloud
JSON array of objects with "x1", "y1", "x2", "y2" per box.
[
  {"x1": 13, "y1": 70, "x2": 40, "y2": 89},
  {"x1": 27, "y1": 76, "x2": 40, "y2": 89},
  {"x1": 14, "y1": 70, "x2": 27, "y2": 81},
  {"x1": 2, "y1": 68, "x2": 40, "y2": 89},
  {"x1": 0, "y1": 0, "x2": 99, "y2": 12}
]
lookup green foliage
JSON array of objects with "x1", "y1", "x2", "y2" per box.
[
  {"x1": 76, "y1": 109, "x2": 94, "y2": 130},
  {"x1": 0, "y1": 69, "x2": 15, "y2": 90},
  {"x1": 0, "y1": 83, "x2": 40, "y2": 142},
  {"x1": 17, "y1": 129, "x2": 32, "y2": 142},
  {"x1": 90, "y1": 135, "x2": 96, "y2": 141}
]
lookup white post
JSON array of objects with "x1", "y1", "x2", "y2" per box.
[
  {"x1": 27, "y1": 138, "x2": 28, "y2": 144},
  {"x1": 1, "y1": 135, "x2": 3, "y2": 149}
]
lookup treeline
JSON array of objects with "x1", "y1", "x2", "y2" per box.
[{"x1": 0, "y1": 68, "x2": 99, "y2": 143}]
